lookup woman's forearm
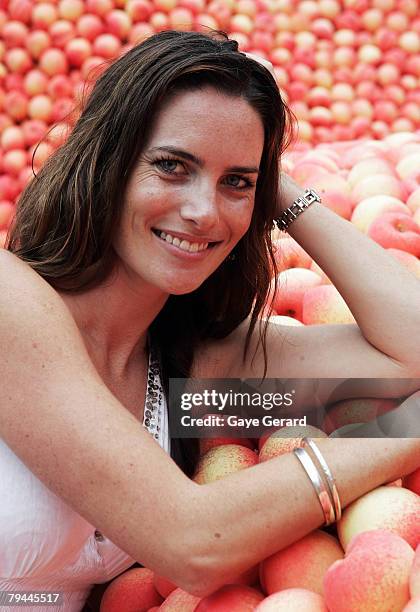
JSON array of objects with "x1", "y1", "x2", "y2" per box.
[
  {"x1": 186, "y1": 436, "x2": 420, "y2": 597},
  {"x1": 276, "y1": 184, "x2": 420, "y2": 374}
]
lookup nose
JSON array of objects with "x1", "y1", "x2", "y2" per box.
[{"x1": 179, "y1": 180, "x2": 220, "y2": 230}]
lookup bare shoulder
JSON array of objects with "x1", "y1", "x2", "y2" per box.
[{"x1": 0, "y1": 248, "x2": 97, "y2": 378}]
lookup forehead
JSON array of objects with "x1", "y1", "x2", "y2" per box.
[{"x1": 146, "y1": 87, "x2": 265, "y2": 163}]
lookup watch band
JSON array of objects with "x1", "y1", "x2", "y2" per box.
[{"x1": 273, "y1": 188, "x2": 322, "y2": 232}]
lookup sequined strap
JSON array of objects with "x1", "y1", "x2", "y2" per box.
[{"x1": 143, "y1": 336, "x2": 164, "y2": 440}]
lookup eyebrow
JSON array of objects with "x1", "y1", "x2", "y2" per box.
[{"x1": 148, "y1": 146, "x2": 260, "y2": 174}]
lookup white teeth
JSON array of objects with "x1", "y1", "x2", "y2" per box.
[{"x1": 155, "y1": 229, "x2": 209, "y2": 252}]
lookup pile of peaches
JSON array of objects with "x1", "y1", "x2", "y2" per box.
[
  {"x1": 264, "y1": 131, "x2": 420, "y2": 326},
  {"x1": 98, "y1": 417, "x2": 420, "y2": 611}
]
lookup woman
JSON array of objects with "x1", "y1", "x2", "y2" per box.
[{"x1": 0, "y1": 29, "x2": 419, "y2": 610}]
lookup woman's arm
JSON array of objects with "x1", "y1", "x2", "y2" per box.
[
  {"x1": 186, "y1": 433, "x2": 420, "y2": 597},
  {"x1": 1, "y1": 251, "x2": 418, "y2": 600},
  {"x1": 277, "y1": 173, "x2": 420, "y2": 373}
]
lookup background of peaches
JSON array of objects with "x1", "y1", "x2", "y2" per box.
[{"x1": 0, "y1": 0, "x2": 419, "y2": 610}]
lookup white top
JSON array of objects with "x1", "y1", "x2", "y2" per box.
[{"x1": 0, "y1": 348, "x2": 170, "y2": 612}]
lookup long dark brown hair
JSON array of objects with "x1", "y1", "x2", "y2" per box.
[{"x1": 6, "y1": 29, "x2": 296, "y2": 476}]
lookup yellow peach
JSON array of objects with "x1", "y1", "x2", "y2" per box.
[
  {"x1": 193, "y1": 444, "x2": 258, "y2": 484},
  {"x1": 338, "y1": 486, "x2": 420, "y2": 550}
]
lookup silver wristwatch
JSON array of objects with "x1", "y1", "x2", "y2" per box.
[{"x1": 273, "y1": 188, "x2": 322, "y2": 232}]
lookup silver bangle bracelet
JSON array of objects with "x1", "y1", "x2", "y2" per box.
[
  {"x1": 293, "y1": 447, "x2": 336, "y2": 526},
  {"x1": 302, "y1": 437, "x2": 342, "y2": 522}
]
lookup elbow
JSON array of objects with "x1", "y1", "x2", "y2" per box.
[{"x1": 177, "y1": 557, "x2": 223, "y2": 599}]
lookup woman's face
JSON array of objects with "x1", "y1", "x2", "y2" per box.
[{"x1": 113, "y1": 86, "x2": 265, "y2": 296}]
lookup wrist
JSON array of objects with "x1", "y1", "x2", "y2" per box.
[{"x1": 274, "y1": 188, "x2": 322, "y2": 233}]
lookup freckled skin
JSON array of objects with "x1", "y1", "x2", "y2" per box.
[{"x1": 112, "y1": 86, "x2": 265, "y2": 298}]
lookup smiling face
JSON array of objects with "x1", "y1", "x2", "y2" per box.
[{"x1": 112, "y1": 86, "x2": 265, "y2": 295}]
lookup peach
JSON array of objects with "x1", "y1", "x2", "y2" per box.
[
  {"x1": 322, "y1": 398, "x2": 399, "y2": 434},
  {"x1": 271, "y1": 237, "x2": 312, "y2": 274},
  {"x1": 255, "y1": 588, "x2": 328, "y2": 611},
  {"x1": 338, "y1": 486, "x2": 420, "y2": 550},
  {"x1": 259, "y1": 425, "x2": 327, "y2": 459},
  {"x1": 308, "y1": 173, "x2": 353, "y2": 219},
  {"x1": 199, "y1": 437, "x2": 255, "y2": 456},
  {"x1": 159, "y1": 588, "x2": 201, "y2": 611},
  {"x1": 260, "y1": 530, "x2": 343, "y2": 596},
  {"x1": 99, "y1": 568, "x2": 163, "y2": 611},
  {"x1": 407, "y1": 188, "x2": 420, "y2": 214},
  {"x1": 351, "y1": 174, "x2": 407, "y2": 206},
  {"x1": 368, "y1": 212, "x2": 420, "y2": 257},
  {"x1": 193, "y1": 444, "x2": 258, "y2": 484},
  {"x1": 195, "y1": 584, "x2": 264, "y2": 611},
  {"x1": 350, "y1": 195, "x2": 410, "y2": 233},
  {"x1": 397, "y1": 154, "x2": 420, "y2": 181},
  {"x1": 302, "y1": 285, "x2": 356, "y2": 325},
  {"x1": 324, "y1": 530, "x2": 414, "y2": 612},
  {"x1": 272, "y1": 268, "x2": 324, "y2": 320},
  {"x1": 347, "y1": 157, "x2": 396, "y2": 189},
  {"x1": 153, "y1": 574, "x2": 177, "y2": 598},
  {"x1": 410, "y1": 545, "x2": 420, "y2": 599},
  {"x1": 403, "y1": 468, "x2": 420, "y2": 496}
]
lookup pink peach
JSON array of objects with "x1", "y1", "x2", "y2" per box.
[
  {"x1": 350, "y1": 195, "x2": 410, "y2": 233},
  {"x1": 260, "y1": 530, "x2": 343, "y2": 596},
  {"x1": 308, "y1": 173, "x2": 353, "y2": 219},
  {"x1": 338, "y1": 486, "x2": 420, "y2": 550},
  {"x1": 99, "y1": 568, "x2": 163, "y2": 611},
  {"x1": 351, "y1": 174, "x2": 407, "y2": 206},
  {"x1": 368, "y1": 212, "x2": 420, "y2": 257},
  {"x1": 272, "y1": 268, "x2": 324, "y2": 320},
  {"x1": 271, "y1": 237, "x2": 312, "y2": 274},
  {"x1": 195, "y1": 584, "x2": 264, "y2": 611},
  {"x1": 255, "y1": 588, "x2": 327, "y2": 611},
  {"x1": 347, "y1": 157, "x2": 396, "y2": 189},
  {"x1": 324, "y1": 530, "x2": 414, "y2": 612}
]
